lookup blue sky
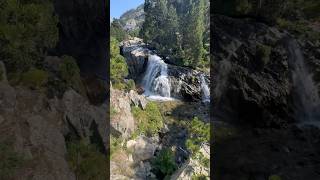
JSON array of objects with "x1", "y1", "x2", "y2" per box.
[{"x1": 111, "y1": 0, "x2": 144, "y2": 19}]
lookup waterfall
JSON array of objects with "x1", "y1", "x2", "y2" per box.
[
  {"x1": 200, "y1": 74, "x2": 210, "y2": 103},
  {"x1": 142, "y1": 55, "x2": 172, "y2": 100},
  {"x1": 288, "y1": 39, "x2": 320, "y2": 123}
]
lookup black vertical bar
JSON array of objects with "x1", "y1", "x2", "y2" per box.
[{"x1": 106, "y1": 0, "x2": 111, "y2": 179}]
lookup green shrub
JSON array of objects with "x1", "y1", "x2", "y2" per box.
[
  {"x1": 256, "y1": 44, "x2": 271, "y2": 68},
  {"x1": 0, "y1": 0, "x2": 58, "y2": 73},
  {"x1": 126, "y1": 79, "x2": 136, "y2": 91},
  {"x1": 186, "y1": 117, "x2": 209, "y2": 155},
  {"x1": 276, "y1": 18, "x2": 320, "y2": 42},
  {"x1": 132, "y1": 102, "x2": 163, "y2": 137},
  {"x1": 152, "y1": 148, "x2": 177, "y2": 178},
  {"x1": 66, "y1": 140, "x2": 107, "y2": 180},
  {"x1": 110, "y1": 106, "x2": 118, "y2": 119},
  {"x1": 110, "y1": 135, "x2": 122, "y2": 158},
  {"x1": 20, "y1": 68, "x2": 48, "y2": 89},
  {"x1": 269, "y1": 175, "x2": 282, "y2": 180},
  {"x1": 110, "y1": 19, "x2": 128, "y2": 42},
  {"x1": 58, "y1": 55, "x2": 84, "y2": 94},
  {"x1": 235, "y1": 0, "x2": 252, "y2": 14},
  {"x1": 110, "y1": 37, "x2": 128, "y2": 89},
  {"x1": 192, "y1": 174, "x2": 208, "y2": 180},
  {"x1": 0, "y1": 142, "x2": 24, "y2": 179}
]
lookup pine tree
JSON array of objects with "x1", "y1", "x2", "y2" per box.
[
  {"x1": 182, "y1": 0, "x2": 205, "y2": 67},
  {"x1": 140, "y1": 0, "x2": 208, "y2": 68}
]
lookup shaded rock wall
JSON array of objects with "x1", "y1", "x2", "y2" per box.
[
  {"x1": 213, "y1": 15, "x2": 293, "y2": 127},
  {"x1": 53, "y1": 0, "x2": 108, "y2": 80},
  {"x1": 0, "y1": 79, "x2": 107, "y2": 179}
]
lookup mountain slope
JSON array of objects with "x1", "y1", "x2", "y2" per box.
[{"x1": 119, "y1": 4, "x2": 145, "y2": 31}]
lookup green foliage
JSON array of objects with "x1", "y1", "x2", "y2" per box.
[
  {"x1": 110, "y1": 19, "x2": 128, "y2": 42},
  {"x1": 276, "y1": 18, "x2": 320, "y2": 42},
  {"x1": 269, "y1": 175, "x2": 282, "y2": 180},
  {"x1": 185, "y1": 117, "x2": 210, "y2": 169},
  {"x1": 128, "y1": 28, "x2": 140, "y2": 38},
  {"x1": 186, "y1": 117, "x2": 209, "y2": 155},
  {"x1": 66, "y1": 140, "x2": 107, "y2": 180},
  {"x1": 20, "y1": 68, "x2": 48, "y2": 89},
  {"x1": 192, "y1": 174, "x2": 208, "y2": 180},
  {"x1": 152, "y1": 148, "x2": 177, "y2": 178},
  {"x1": 132, "y1": 102, "x2": 164, "y2": 137},
  {"x1": 302, "y1": 0, "x2": 320, "y2": 20},
  {"x1": 58, "y1": 55, "x2": 84, "y2": 94},
  {"x1": 181, "y1": 0, "x2": 206, "y2": 67},
  {"x1": 110, "y1": 37, "x2": 129, "y2": 90},
  {"x1": 110, "y1": 106, "x2": 118, "y2": 119},
  {"x1": 235, "y1": 0, "x2": 252, "y2": 14},
  {"x1": 110, "y1": 135, "x2": 122, "y2": 158},
  {"x1": 256, "y1": 44, "x2": 271, "y2": 68},
  {"x1": 126, "y1": 79, "x2": 136, "y2": 91},
  {"x1": 0, "y1": 142, "x2": 24, "y2": 179},
  {"x1": 215, "y1": 0, "x2": 320, "y2": 24},
  {"x1": 140, "y1": 0, "x2": 208, "y2": 68},
  {"x1": 0, "y1": 0, "x2": 58, "y2": 73}
]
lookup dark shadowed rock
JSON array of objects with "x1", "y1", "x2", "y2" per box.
[
  {"x1": 53, "y1": 0, "x2": 107, "y2": 79},
  {"x1": 0, "y1": 80, "x2": 107, "y2": 179},
  {"x1": 213, "y1": 15, "x2": 293, "y2": 127}
]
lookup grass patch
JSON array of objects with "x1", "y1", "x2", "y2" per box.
[
  {"x1": 0, "y1": 142, "x2": 24, "y2": 179},
  {"x1": 256, "y1": 44, "x2": 271, "y2": 68},
  {"x1": 192, "y1": 174, "x2": 208, "y2": 180},
  {"x1": 131, "y1": 102, "x2": 164, "y2": 137},
  {"x1": 20, "y1": 68, "x2": 48, "y2": 89},
  {"x1": 59, "y1": 55, "x2": 85, "y2": 94},
  {"x1": 66, "y1": 140, "x2": 107, "y2": 180}
]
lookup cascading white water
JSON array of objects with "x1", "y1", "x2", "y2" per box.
[
  {"x1": 288, "y1": 39, "x2": 320, "y2": 123},
  {"x1": 142, "y1": 55, "x2": 172, "y2": 100},
  {"x1": 200, "y1": 74, "x2": 210, "y2": 103}
]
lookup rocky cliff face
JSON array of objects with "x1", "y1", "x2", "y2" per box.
[
  {"x1": 213, "y1": 15, "x2": 320, "y2": 127},
  {"x1": 53, "y1": 0, "x2": 107, "y2": 79},
  {"x1": 119, "y1": 4, "x2": 145, "y2": 32},
  {"x1": 0, "y1": 63, "x2": 107, "y2": 179},
  {"x1": 120, "y1": 38, "x2": 210, "y2": 102},
  {"x1": 110, "y1": 86, "x2": 147, "y2": 138},
  {"x1": 213, "y1": 15, "x2": 295, "y2": 127}
]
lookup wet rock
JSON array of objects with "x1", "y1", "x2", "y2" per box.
[{"x1": 121, "y1": 39, "x2": 210, "y2": 102}]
